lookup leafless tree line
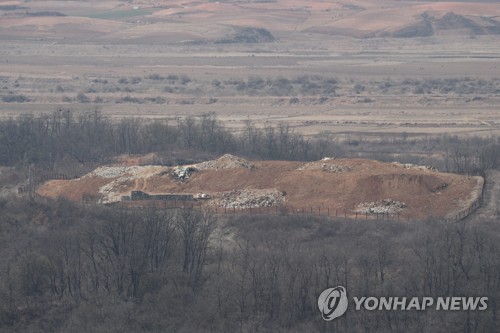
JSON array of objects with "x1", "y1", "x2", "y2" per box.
[
  {"x1": 0, "y1": 111, "x2": 341, "y2": 170},
  {"x1": 1, "y1": 111, "x2": 499, "y2": 178},
  {"x1": 0, "y1": 198, "x2": 499, "y2": 332}
]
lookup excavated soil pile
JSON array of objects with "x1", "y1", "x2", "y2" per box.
[
  {"x1": 36, "y1": 154, "x2": 483, "y2": 220},
  {"x1": 297, "y1": 158, "x2": 351, "y2": 173},
  {"x1": 194, "y1": 154, "x2": 255, "y2": 170}
]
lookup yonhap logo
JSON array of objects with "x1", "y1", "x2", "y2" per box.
[
  {"x1": 318, "y1": 286, "x2": 348, "y2": 321},
  {"x1": 318, "y1": 286, "x2": 488, "y2": 321}
]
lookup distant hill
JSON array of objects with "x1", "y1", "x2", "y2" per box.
[
  {"x1": 383, "y1": 11, "x2": 500, "y2": 38},
  {"x1": 1, "y1": 0, "x2": 500, "y2": 42}
]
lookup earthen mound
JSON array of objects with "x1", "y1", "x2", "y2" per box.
[
  {"x1": 194, "y1": 154, "x2": 255, "y2": 170},
  {"x1": 36, "y1": 156, "x2": 483, "y2": 220}
]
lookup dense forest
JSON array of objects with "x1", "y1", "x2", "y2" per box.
[
  {"x1": 0, "y1": 111, "x2": 499, "y2": 332},
  {"x1": 0, "y1": 198, "x2": 499, "y2": 332}
]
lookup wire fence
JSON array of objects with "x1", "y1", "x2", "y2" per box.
[
  {"x1": 107, "y1": 200, "x2": 419, "y2": 222},
  {"x1": 18, "y1": 171, "x2": 75, "y2": 194},
  {"x1": 442, "y1": 169, "x2": 486, "y2": 223}
]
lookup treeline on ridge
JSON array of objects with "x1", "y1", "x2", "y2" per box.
[
  {"x1": 0, "y1": 110, "x2": 499, "y2": 178},
  {"x1": 0, "y1": 110, "x2": 326, "y2": 167}
]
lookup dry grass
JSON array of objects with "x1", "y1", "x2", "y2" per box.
[{"x1": 0, "y1": 1, "x2": 499, "y2": 137}]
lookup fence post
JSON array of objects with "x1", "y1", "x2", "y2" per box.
[{"x1": 319, "y1": 207, "x2": 321, "y2": 216}]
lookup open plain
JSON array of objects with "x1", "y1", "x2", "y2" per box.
[{"x1": 1, "y1": 0, "x2": 499, "y2": 138}]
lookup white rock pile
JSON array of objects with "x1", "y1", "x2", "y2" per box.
[
  {"x1": 194, "y1": 154, "x2": 255, "y2": 170},
  {"x1": 392, "y1": 162, "x2": 437, "y2": 172},
  {"x1": 297, "y1": 160, "x2": 350, "y2": 172},
  {"x1": 172, "y1": 166, "x2": 196, "y2": 180},
  {"x1": 355, "y1": 199, "x2": 406, "y2": 215},
  {"x1": 170, "y1": 154, "x2": 254, "y2": 180},
  {"x1": 211, "y1": 188, "x2": 285, "y2": 209}
]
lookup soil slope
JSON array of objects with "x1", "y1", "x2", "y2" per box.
[{"x1": 36, "y1": 154, "x2": 483, "y2": 220}]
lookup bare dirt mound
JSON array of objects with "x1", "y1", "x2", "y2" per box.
[
  {"x1": 193, "y1": 154, "x2": 255, "y2": 170},
  {"x1": 297, "y1": 158, "x2": 351, "y2": 173},
  {"x1": 36, "y1": 156, "x2": 483, "y2": 220}
]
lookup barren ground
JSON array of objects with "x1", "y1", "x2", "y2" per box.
[
  {"x1": 0, "y1": 0, "x2": 499, "y2": 138},
  {"x1": 37, "y1": 154, "x2": 483, "y2": 220}
]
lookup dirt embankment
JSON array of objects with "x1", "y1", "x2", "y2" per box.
[{"x1": 36, "y1": 154, "x2": 483, "y2": 220}]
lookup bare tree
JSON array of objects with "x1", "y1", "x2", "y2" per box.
[{"x1": 176, "y1": 208, "x2": 216, "y2": 289}]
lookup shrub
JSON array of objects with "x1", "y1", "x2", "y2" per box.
[
  {"x1": 77, "y1": 93, "x2": 90, "y2": 103},
  {"x1": 1, "y1": 94, "x2": 28, "y2": 102}
]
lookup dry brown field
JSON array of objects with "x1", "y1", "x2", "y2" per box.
[{"x1": 0, "y1": 0, "x2": 499, "y2": 138}]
